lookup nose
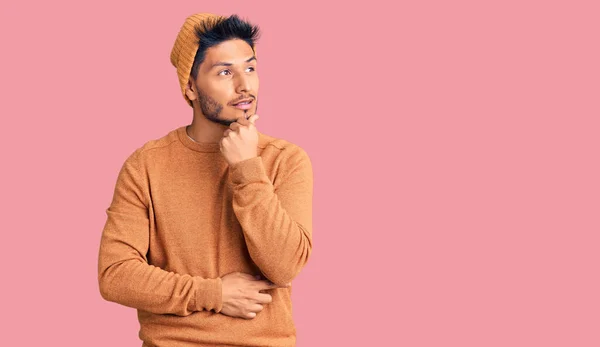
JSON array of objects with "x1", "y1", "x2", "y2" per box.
[{"x1": 235, "y1": 73, "x2": 252, "y2": 94}]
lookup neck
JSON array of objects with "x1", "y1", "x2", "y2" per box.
[{"x1": 186, "y1": 108, "x2": 229, "y2": 144}]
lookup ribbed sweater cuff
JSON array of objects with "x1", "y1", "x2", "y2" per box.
[
  {"x1": 194, "y1": 277, "x2": 223, "y2": 313},
  {"x1": 229, "y1": 156, "x2": 266, "y2": 184}
]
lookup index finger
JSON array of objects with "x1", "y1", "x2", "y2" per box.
[{"x1": 247, "y1": 114, "x2": 259, "y2": 124}]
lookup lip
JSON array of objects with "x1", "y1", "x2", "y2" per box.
[{"x1": 232, "y1": 99, "x2": 254, "y2": 110}]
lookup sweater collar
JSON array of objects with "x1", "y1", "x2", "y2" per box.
[{"x1": 177, "y1": 125, "x2": 270, "y2": 153}]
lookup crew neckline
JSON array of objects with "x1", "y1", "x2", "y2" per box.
[{"x1": 177, "y1": 125, "x2": 269, "y2": 153}]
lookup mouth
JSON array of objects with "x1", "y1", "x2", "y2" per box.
[{"x1": 231, "y1": 98, "x2": 254, "y2": 110}]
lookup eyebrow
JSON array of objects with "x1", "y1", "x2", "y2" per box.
[{"x1": 210, "y1": 56, "x2": 257, "y2": 69}]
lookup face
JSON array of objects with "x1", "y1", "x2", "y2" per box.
[{"x1": 187, "y1": 39, "x2": 259, "y2": 126}]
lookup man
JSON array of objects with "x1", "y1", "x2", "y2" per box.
[{"x1": 98, "y1": 13, "x2": 314, "y2": 347}]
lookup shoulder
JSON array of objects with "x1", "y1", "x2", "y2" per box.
[
  {"x1": 122, "y1": 127, "x2": 181, "y2": 168},
  {"x1": 138, "y1": 127, "x2": 180, "y2": 155},
  {"x1": 259, "y1": 131, "x2": 311, "y2": 165},
  {"x1": 258, "y1": 132, "x2": 313, "y2": 183}
]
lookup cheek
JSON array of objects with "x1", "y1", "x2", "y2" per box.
[{"x1": 207, "y1": 84, "x2": 233, "y2": 103}]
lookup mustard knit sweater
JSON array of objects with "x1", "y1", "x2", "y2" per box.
[{"x1": 98, "y1": 125, "x2": 313, "y2": 347}]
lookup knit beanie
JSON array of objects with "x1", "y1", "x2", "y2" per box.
[{"x1": 170, "y1": 13, "x2": 226, "y2": 107}]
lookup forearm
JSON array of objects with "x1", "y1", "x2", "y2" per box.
[
  {"x1": 99, "y1": 149, "x2": 222, "y2": 316},
  {"x1": 233, "y1": 192, "x2": 312, "y2": 285},
  {"x1": 229, "y1": 153, "x2": 313, "y2": 286},
  {"x1": 98, "y1": 256, "x2": 222, "y2": 316}
]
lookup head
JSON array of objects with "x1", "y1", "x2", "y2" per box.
[{"x1": 171, "y1": 14, "x2": 261, "y2": 127}]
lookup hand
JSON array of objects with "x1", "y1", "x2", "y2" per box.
[
  {"x1": 220, "y1": 114, "x2": 260, "y2": 166},
  {"x1": 220, "y1": 271, "x2": 290, "y2": 320}
]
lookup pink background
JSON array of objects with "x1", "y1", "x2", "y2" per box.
[{"x1": 1, "y1": 0, "x2": 599, "y2": 346}]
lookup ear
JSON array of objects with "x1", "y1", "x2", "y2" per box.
[{"x1": 185, "y1": 80, "x2": 198, "y2": 101}]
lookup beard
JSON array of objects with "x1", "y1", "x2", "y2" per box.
[{"x1": 195, "y1": 83, "x2": 258, "y2": 126}]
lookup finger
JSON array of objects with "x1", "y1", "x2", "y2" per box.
[
  {"x1": 250, "y1": 304, "x2": 264, "y2": 313},
  {"x1": 254, "y1": 280, "x2": 274, "y2": 291},
  {"x1": 248, "y1": 114, "x2": 259, "y2": 124},
  {"x1": 229, "y1": 122, "x2": 242, "y2": 131},
  {"x1": 254, "y1": 293, "x2": 273, "y2": 304},
  {"x1": 245, "y1": 312, "x2": 257, "y2": 319},
  {"x1": 236, "y1": 272, "x2": 258, "y2": 280},
  {"x1": 224, "y1": 130, "x2": 237, "y2": 139}
]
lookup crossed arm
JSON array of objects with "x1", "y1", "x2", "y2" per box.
[
  {"x1": 97, "y1": 151, "x2": 222, "y2": 316},
  {"x1": 98, "y1": 147, "x2": 313, "y2": 315},
  {"x1": 228, "y1": 147, "x2": 314, "y2": 286}
]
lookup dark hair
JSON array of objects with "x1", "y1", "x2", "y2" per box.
[{"x1": 190, "y1": 14, "x2": 260, "y2": 79}]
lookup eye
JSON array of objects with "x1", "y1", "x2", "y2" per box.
[
  {"x1": 246, "y1": 66, "x2": 255, "y2": 72},
  {"x1": 218, "y1": 69, "x2": 231, "y2": 76}
]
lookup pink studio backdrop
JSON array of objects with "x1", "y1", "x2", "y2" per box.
[{"x1": 1, "y1": 1, "x2": 598, "y2": 346}]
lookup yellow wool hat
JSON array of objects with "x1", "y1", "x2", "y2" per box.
[{"x1": 170, "y1": 13, "x2": 225, "y2": 107}]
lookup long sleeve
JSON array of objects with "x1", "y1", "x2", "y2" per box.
[
  {"x1": 98, "y1": 149, "x2": 223, "y2": 316},
  {"x1": 229, "y1": 147, "x2": 313, "y2": 286}
]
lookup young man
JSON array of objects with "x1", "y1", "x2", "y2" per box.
[{"x1": 98, "y1": 13, "x2": 314, "y2": 347}]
